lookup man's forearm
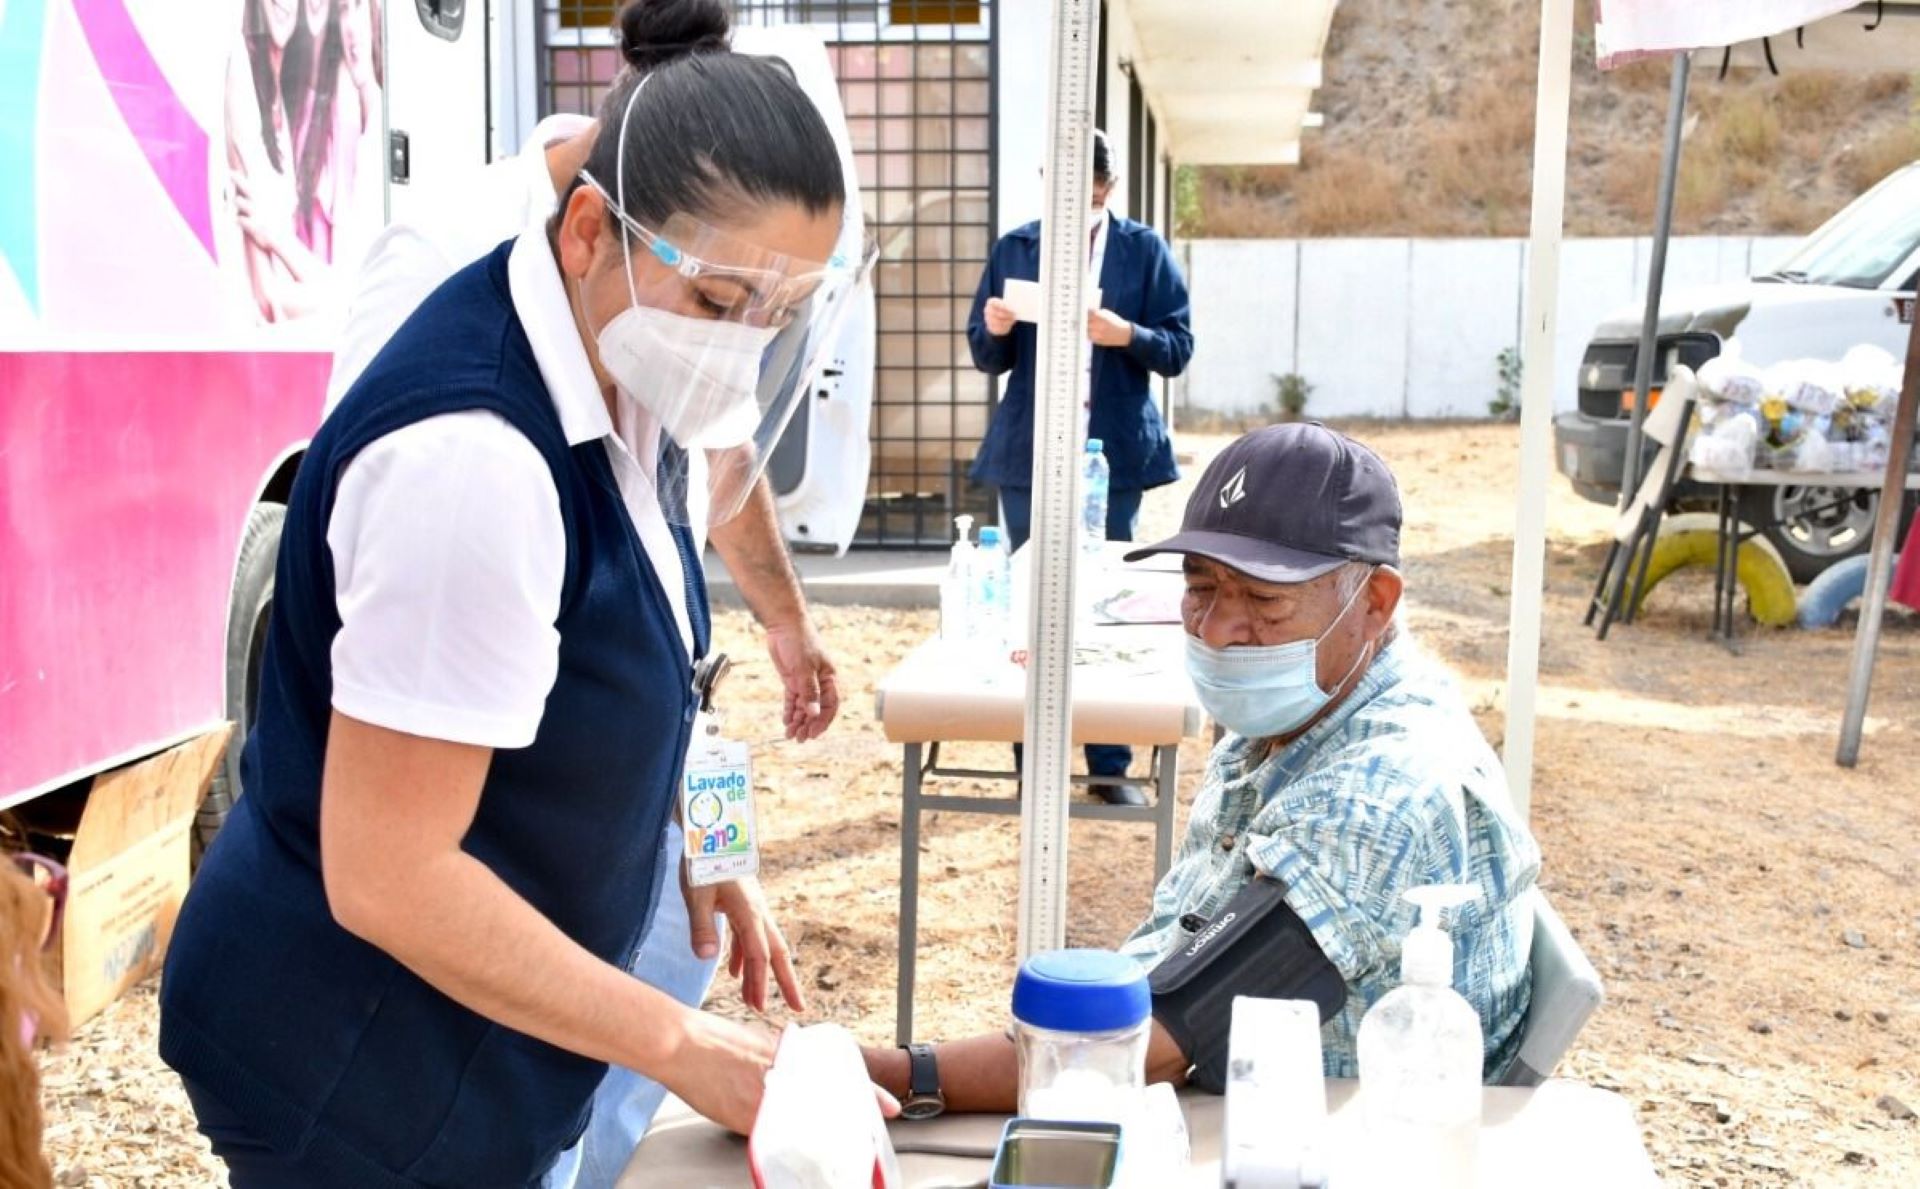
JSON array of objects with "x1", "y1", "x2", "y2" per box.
[
  {"x1": 867, "y1": 1023, "x2": 1189, "y2": 1116},
  {"x1": 709, "y1": 477, "x2": 807, "y2": 632},
  {"x1": 869, "y1": 1034, "x2": 1022, "y2": 1115}
]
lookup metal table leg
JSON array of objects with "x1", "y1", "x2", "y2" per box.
[
  {"x1": 1712, "y1": 483, "x2": 1733, "y2": 639},
  {"x1": 1725, "y1": 490, "x2": 1741, "y2": 640},
  {"x1": 1153, "y1": 745, "x2": 1178, "y2": 884},
  {"x1": 896, "y1": 742, "x2": 922, "y2": 1047}
]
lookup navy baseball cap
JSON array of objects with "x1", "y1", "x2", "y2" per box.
[{"x1": 1124, "y1": 423, "x2": 1401, "y2": 583}]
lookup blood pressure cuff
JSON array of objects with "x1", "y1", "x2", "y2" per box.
[{"x1": 1147, "y1": 876, "x2": 1346, "y2": 1093}]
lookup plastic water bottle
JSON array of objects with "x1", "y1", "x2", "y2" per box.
[
  {"x1": 975, "y1": 525, "x2": 1013, "y2": 657},
  {"x1": 941, "y1": 514, "x2": 976, "y2": 645},
  {"x1": 1081, "y1": 439, "x2": 1110, "y2": 559},
  {"x1": 1354, "y1": 886, "x2": 1483, "y2": 1189}
]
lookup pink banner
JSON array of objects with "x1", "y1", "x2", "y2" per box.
[
  {"x1": 71, "y1": 0, "x2": 214, "y2": 257},
  {"x1": 0, "y1": 351, "x2": 329, "y2": 805}
]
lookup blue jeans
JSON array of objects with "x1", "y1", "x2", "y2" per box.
[
  {"x1": 997, "y1": 485, "x2": 1144, "y2": 779},
  {"x1": 544, "y1": 821, "x2": 719, "y2": 1188}
]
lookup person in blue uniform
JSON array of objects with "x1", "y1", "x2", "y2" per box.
[
  {"x1": 966, "y1": 129, "x2": 1195, "y2": 804},
  {"x1": 159, "y1": 21, "x2": 878, "y2": 1186}
]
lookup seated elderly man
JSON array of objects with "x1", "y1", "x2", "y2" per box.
[{"x1": 866, "y1": 423, "x2": 1540, "y2": 1116}]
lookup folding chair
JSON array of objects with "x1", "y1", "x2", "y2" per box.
[
  {"x1": 1498, "y1": 889, "x2": 1606, "y2": 1087},
  {"x1": 1586, "y1": 368, "x2": 1698, "y2": 639}
]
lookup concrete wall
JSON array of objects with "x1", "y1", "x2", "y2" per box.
[{"x1": 1180, "y1": 235, "x2": 1804, "y2": 419}]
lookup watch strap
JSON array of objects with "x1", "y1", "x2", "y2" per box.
[{"x1": 904, "y1": 1042, "x2": 941, "y2": 1100}]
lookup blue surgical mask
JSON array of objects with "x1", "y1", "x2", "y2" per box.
[{"x1": 1184, "y1": 569, "x2": 1376, "y2": 741}]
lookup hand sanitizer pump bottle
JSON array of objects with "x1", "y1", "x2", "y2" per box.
[
  {"x1": 1353, "y1": 885, "x2": 1483, "y2": 1189},
  {"x1": 941, "y1": 514, "x2": 976, "y2": 645}
]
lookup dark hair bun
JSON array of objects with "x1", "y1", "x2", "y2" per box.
[{"x1": 616, "y1": 0, "x2": 731, "y2": 73}]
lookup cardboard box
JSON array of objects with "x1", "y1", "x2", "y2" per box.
[{"x1": 50, "y1": 726, "x2": 230, "y2": 1028}]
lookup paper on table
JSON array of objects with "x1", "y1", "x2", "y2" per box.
[
  {"x1": 1092, "y1": 586, "x2": 1185, "y2": 626},
  {"x1": 1003, "y1": 278, "x2": 1104, "y2": 324}
]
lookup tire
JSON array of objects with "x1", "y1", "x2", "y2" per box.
[
  {"x1": 1737, "y1": 484, "x2": 1918, "y2": 585},
  {"x1": 1629, "y1": 512, "x2": 1799, "y2": 627},
  {"x1": 1796, "y1": 554, "x2": 1889, "y2": 629},
  {"x1": 195, "y1": 502, "x2": 285, "y2": 859}
]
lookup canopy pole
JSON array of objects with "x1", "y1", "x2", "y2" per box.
[
  {"x1": 1503, "y1": 0, "x2": 1577, "y2": 823},
  {"x1": 1618, "y1": 52, "x2": 1692, "y2": 509},
  {"x1": 1836, "y1": 311, "x2": 1920, "y2": 766}
]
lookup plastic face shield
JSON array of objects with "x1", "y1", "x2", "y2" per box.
[
  {"x1": 694, "y1": 217, "x2": 876, "y2": 532},
  {"x1": 584, "y1": 174, "x2": 876, "y2": 528}
]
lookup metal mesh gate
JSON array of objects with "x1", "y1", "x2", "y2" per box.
[{"x1": 535, "y1": 1, "x2": 1000, "y2": 548}]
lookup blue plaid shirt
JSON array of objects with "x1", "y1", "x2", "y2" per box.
[{"x1": 1121, "y1": 636, "x2": 1541, "y2": 1079}]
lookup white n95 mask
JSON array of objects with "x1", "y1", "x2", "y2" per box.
[{"x1": 596, "y1": 305, "x2": 774, "y2": 449}]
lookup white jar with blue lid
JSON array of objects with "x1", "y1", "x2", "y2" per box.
[{"x1": 1012, "y1": 949, "x2": 1151, "y2": 1123}]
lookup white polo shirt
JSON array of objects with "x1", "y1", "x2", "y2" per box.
[{"x1": 324, "y1": 118, "x2": 703, "y2": 748}]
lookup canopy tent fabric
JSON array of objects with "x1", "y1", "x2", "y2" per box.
[
  {"x1": 1593, "y1": 0, "x2": 1859, "y2": 68},
  {"x1": 1709, "y1": 2, "x2": 1920, "y2": 73}
]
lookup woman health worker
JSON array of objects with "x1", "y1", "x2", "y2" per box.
[
  {"x1": 319, "y1": 7, "x2": 848, "y2": 1184},
  {"x1": 160, "y1": 44, "x2": 873, "y2": 1188}
]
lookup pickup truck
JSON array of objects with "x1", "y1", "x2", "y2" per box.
[{"x1": 1554, "y1": 161, "x2": 1919, "y2": 582}]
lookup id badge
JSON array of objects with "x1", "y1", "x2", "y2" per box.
[{"x1": 681, "y1": 713, "x2": 759, "y2": 887}]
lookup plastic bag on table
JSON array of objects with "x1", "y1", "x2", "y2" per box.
[
  {"x1": 1786, "y1": 432, "x2": 1836, "y2": 473},
  {"x1": 1841, "y1": 343, "x2": 1900, "y2": 378},
  {"x1": 1689, "y1": 431, "x2": 1756, "y2": 474},
  {"x1": 1840, "y1": 344, "x2": 1901, "y2": 419},
  {"x1": 1689, "y1": 406, "x2": 1759, "y2": 472},
  {"x1": 1698, "y1": 345, "x2": 1765, "y2": 405},
  {"x1": 1825, "y1": 440, "x2": 1868, "y2": 474},
  {"x1": 1861, "y1": 423, "x2": 1894, "y2": 472},
  {"x1": 749, "y1": 1025, "x2": 901, "y2": 1189},
  {"x1": 1776, "y1": 361, "x2": 1843, "y2": 416}
]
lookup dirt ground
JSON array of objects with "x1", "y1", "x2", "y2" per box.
[{"x1": 35, "y1": 423, "x2": 1919, "y2": 1186}]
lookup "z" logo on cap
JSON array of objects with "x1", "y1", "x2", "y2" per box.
[{"x1": 1219, "y1": 466, "x2": 1248, "y2": 509}]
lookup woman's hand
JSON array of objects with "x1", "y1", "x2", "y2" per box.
[
  {"x1": 684, "y1": 874, "x2": 806, "y2": 1015},
  {"x1": 666, "y1": 1011, "x2": 781, "y2": 1135},
  {"x1": 668, "y1": 1013, "x2": 898, "y2": 1135}
]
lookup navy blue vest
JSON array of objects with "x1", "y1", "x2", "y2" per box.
[{"x1": 160, "y1": 243, "x2": 707, "y2": 1187}]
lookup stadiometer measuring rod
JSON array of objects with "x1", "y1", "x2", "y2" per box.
[{"x1": 1017, "y1": 0, "x2": 1101, "y2": 959}]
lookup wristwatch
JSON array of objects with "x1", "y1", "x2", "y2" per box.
[{"x1": 898, "y1": 1043, "x2": 946, "y2": 1120}]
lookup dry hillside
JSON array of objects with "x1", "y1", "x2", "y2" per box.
[{"x1": 1187, "y1": 0, "x2": 1919, "y2": 237}]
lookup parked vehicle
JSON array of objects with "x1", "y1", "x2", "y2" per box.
[
  {"x1": 1555, "y1": 161, "x2": 1919, "y2": 582},
  {"x1": 0, "y1": 1, "x2": 494, "y2": 841},
  {"x1": 0, "y1": 8, "x2": 870, "y2": 845}
]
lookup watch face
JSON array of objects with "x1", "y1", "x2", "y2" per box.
[{"x1": 900, "y1": 1095, "x2": 945, "y2": 1121}]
